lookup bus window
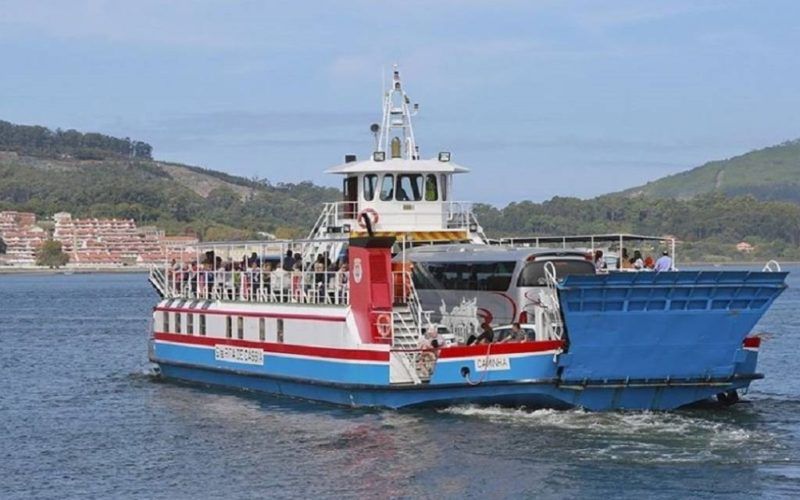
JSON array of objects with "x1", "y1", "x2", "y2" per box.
[
  {"x1": 380, "y1": 174, "x2": 394, "y2": 201},
  {"x1": 413, "y1": 261, "x2": 516, "y2": 291},
  {"x1": 517, "y1": 259, "x2": 595, "y2": 287}
]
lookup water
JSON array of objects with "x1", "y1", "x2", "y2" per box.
[{"x1": 1, "y1": 269, "x2": 799, "y2": 499}]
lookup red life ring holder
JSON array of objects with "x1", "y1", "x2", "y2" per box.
[
  {"x1": 376, "y1": 313, "x2": 392, "y2": 338},
  {"x1": 357, "y1": 208, "x2": 380, "y2": 229}
]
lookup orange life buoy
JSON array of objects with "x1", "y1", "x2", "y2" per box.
[
  {"x1": 357, "y1": 208, "x2": 380, "y2": 229},
  {"x1": 376, "y1": 313, "x2": 392, "y2": 338}
]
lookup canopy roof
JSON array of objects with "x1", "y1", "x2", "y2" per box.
[
  {"x1": 325, "y1": 157, "x2": 469, "y2": 175},
  {"x1": 494, "y1": 233, "x2": 675, "y2": 244}
]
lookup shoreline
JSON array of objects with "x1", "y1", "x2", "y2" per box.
[{"x1": 0, "y1": 266, "x2": 148, "y2": 275}]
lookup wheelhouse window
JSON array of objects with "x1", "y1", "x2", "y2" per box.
[
  {"x1": 517, "y1": 259, "x2": 596, "y2": 287},
  {"x1": 380, "y1": 174, "x2": 394, "y2": 201},
  {"x1": 412, "y1": 261, "x2": 517, "y2": 291},
  {"x1": 396, "y1": 174, "x2": 423, "y2": 201},
  {"x1": 363, "y1": 174, "x2": 378, "y2": 201},
  {"x1": 424, "y1": 174, "x2": 438, "y2": 201},
  {"x1": 440, "y1": 174, "x2": 448, "y2": 201}
]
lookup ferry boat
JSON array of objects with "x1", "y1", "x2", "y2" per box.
[{"x1": 147, "y1": 66, "x2": 788, "y2": 410}]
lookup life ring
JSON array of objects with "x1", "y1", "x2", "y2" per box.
[
  {"x1": 376, "y1": 313, "x2": 392, "y2": 338},
  {"x1": 357, "y1": 208, "x2": 380, "y2": 229}
]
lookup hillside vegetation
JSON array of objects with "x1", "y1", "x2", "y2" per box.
[
  {"x1": 1, "y1": 119, "x2": 799, "y2": 261},
  {"x1": 619, "y1": 140, "x2": 800, "y2": 202},
  {"x1": 0, "y1": 151, "x2": 339, "y2": 240},
  {"x1": 0, "y1": 120, "x2": 152, "y2": 160}
]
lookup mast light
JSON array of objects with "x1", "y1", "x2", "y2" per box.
[
  {"x1": 373, "y1": 151, "x2": 386, "y2": 162},
  {"x1": 438, "y1": 151, "x2": 451, "y2": 162}
]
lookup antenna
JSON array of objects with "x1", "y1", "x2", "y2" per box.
[{"x1": 375, "y1": 64, "x2": 419, "y2": 160}]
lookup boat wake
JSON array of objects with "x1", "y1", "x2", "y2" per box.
[{"x1": 438, "y1": 405, "x2": 789, "y2": 464}]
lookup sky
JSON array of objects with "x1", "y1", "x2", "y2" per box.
[{"x1": 1, "y1": 0, "x2": 799, "y2": 205}]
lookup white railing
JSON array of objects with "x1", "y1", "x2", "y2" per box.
[
  {"x1": 156, "y1": 266, "x2": 350, "y2": 305},
  {"x1": 314, "y1": 201, "x2": 479, "y2": 233}
]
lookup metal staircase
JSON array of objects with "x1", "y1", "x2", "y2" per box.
[
  {"x1": 389, "y1": 272, "x2": 434, "y2": 384},
  {"x1": 148, "y1": 265, "x2": 170, "y2": 298}
]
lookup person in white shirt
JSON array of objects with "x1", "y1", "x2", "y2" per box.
[{"x1": 654, "y1": 251, "x2": 673, "y2": 272}]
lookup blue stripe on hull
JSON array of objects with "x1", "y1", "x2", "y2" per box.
[
  {"x1": 154, "y1": 342, "x2": 389, "y2": 385},
  {"x1": 154, "y1": 361, "x2": 756, "y2": 411}
]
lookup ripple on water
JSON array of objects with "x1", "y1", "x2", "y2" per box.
[{"x1": 438, "y1": 405, "x2": 791, "y2": 465}]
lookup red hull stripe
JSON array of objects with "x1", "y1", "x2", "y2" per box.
[
  {"x1": 154, "y1": 306, "x2": 345, "y2": 323},
  {"x1": 438, "y1": 340, "x2": 564, "y2": 359},
  {"x1": 743, "y1": 336, "x2": 761, "y2": 348},
  {"x1": 154, "y1": 332, "x2": 389, "y2": 361}
]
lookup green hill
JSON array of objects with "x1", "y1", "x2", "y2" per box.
[
  {"x1": 0, "y1": 121, "x2": 339, "y2": 240},
  {"x1": 618, "y1": 139, "x2": 800, "y2": 202}
]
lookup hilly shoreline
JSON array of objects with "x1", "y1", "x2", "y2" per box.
[{"x1": 1, "y1": 119, "x2": 799, "y2": 263}]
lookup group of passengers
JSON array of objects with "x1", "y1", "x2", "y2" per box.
[
  {"x1": 593, "y1": 248, "x2": 673, "y2": 273},
  {"x1": 168, "y1": 249, "x2": 350, "y2": 304}
]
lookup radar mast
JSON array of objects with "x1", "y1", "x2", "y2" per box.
[{"x1": 376, "y1": 64, "x2": 420, "y2": 160}]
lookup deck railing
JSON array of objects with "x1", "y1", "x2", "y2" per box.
[
  {"x1": 313, "y1": 201, "x2": 480, "y2": 233},
  {"x1": 155, "y1": 267, "x2": 350, "y2": 305}
]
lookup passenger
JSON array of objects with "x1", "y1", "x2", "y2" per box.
[
  {"x1": 620, "y1": 248, "x2": 632, "y2": 269},
  {"x1": 654, "y1": 250, "x2": 673, "y2": 272},
  {"x1": 632, "y1": 250, "x2": 644, "y2": 270},
  {"x1": 467, "y1": 323, "x2": 494, "y2": 345},
  {"x1": 313, "y1": 255, "x2": 326, "y2": 301},
  {"x1": 261, "y1": 262, "x2": 272, "y2": 297},
  {"x1": 336, "y1": 262, "x2": 349, "y2": 303},
  {"x1": 499, "y1": 322, "x2": 526, "y2": 343},
  {"x1": 282, "y1": 249, "x2": 295, "y2": 271},
  {"x1": 594, "y1": 250, "x2": 605, "y2": 272},
  {"x1": 417, "y1": 327, "x2": 442, "y2": 378},
  {"x1": 644, "y1": 254, "x2": 655, "y2": 269}
]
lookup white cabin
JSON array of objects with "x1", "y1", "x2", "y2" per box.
[{"x1": 308, "y1": 65, "x2": 486, "y2": 245}]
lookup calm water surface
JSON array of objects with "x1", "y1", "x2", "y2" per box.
[{"x1": 1, "y1": 268, "x2": 799, "y2": 499}]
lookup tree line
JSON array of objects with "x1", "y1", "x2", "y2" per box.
[{"x1": 0, "y1": 120, "x2": 152, "y2": 160}]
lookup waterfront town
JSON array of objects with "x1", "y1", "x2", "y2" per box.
[{"x1": 0, "y1": 210, "x2": 196, "y2": 268}]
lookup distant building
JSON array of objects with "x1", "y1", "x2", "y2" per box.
[
  {"x1": 736, "y1": 241, "x2": 755, "y2": 253},
  {"x1": 0, "y1": 211, "x2": 46, "y2": 264},
  {"x1": 1, "y1": 210, "x2": 199, "y2": 266}
]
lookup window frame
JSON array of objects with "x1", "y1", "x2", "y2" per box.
[
  {"x1": 363, "y1": 174, "x2": 378, "y2": 201},
  {"x1": 424, "y1": 174, "x2": 438, "y2": 201},
  {"x1": 379, "y1": 174, "x2": 394, "y2": 201}
]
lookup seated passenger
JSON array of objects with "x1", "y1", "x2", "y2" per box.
[
  {"x1": 499, "y1": 322, "x2": 526, "y2": 343},
  {"x1": 632, "y1": 250, "x2": 644, "y2": 270},
  {"x1": 620, "y1": 248, "x2": 633, "y2": 269},
  {"x1": 594, "y1": 250, "x2": 605, "y2": 272},
  {"x1": 466, "y1": 323, "x2": 494, "y2": 345},
  {"x1": 644, "y1": 254, "x2": 655, "y2": 269}
]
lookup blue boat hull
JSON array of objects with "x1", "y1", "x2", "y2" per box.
[{"x1": 154, "y1": 359, "x2": 759, "y2": 411}]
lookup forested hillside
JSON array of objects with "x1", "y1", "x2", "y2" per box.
[
  {"x1": 0, "y1": 120, "x2": 152, "y2": 160},
  {"x1": 474, "y1": 194, "x2": 800, "y2": 261},
  {"x1": 1, "y1": 118, "x2": 799, "y2": 261},
  {"x1": 619, "y1": 139, "x2": 800, "y2": 203},
  {"x1": 0, "y1": 152, "x2": 339, "y2": 240}
]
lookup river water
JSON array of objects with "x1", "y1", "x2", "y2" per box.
[{"x1": 1, "y1": 269, "x2": 799, "y2": 499}]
